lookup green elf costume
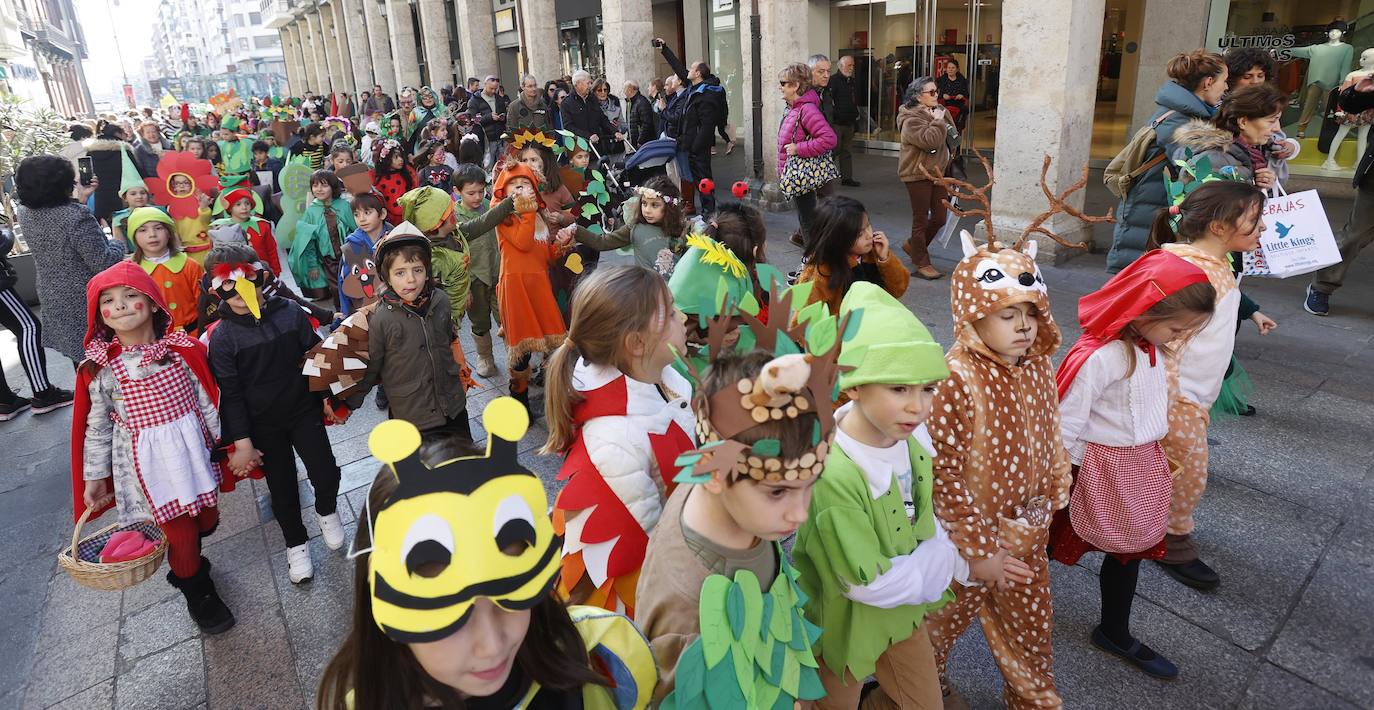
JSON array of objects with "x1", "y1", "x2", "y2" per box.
[
  {"x1": 396, "y1": 187, "x2": 473, "y2": 328},
  {"x1": 111, "y1": 149, "x2": 166, "y2": 251},
  {"x1": 792, "y1": 282, "x2": 971, "y2": 709},
  {"x1": 638, "y1": 272, "x2": 860, "y2": 709},
  {"x1": 453, "y1": 187, "x2": 517, "y2": 379},
  {"x1": 215, "y1": 115, "x2": 252, "y2": 189}
]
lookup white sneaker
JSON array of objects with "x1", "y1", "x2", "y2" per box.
[
  {"x1": 318, "y1": 512, "x2": 345, "y2": 550},
  {"x1": 286, "y1": 544, "x2": 314, "y2": 584}
]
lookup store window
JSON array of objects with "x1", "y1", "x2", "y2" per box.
[
  {"x1": 704, "y1": 0, "x2": 743, "y2": 142},
  {"x1": 1213, "y1": 0, "x2": 1365, "y2": 180}
]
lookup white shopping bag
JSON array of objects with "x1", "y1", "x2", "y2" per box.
[{"x1": 1243, "y1": 186, "x2": 1341, "y2": 278}]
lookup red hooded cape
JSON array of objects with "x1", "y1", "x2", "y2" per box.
[
  {"x1": 70, "y1": 262, "x2": 250, "y2": 524},
  {"x1": 1055, "y1": 250, "x2": 1210, "y2": 400}
]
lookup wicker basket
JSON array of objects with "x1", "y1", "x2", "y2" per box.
[{"x1": 57, "y1": 507, "x2": 166, "y2": 591}]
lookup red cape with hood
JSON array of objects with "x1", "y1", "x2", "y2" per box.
[
  {"x1": 1055, "y1": 250, "x2": 1210, "y2": 400},
  {"x1": 70, "y1": 261, "x2": 250, "y2": 524}
]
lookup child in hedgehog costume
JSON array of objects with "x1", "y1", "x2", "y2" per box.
[{"x1": 922, "y1": 232, "x2": 1073, "y2": 709}]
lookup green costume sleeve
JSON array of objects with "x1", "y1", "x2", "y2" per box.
[
  {"x1": 457, "y1": 197, "x2": 515, "y2": 242},
  {"x1": 807, "y1": 476, "x2": 895, "y2": 586},
  {"x1": 575, "y1": 223, "x2": 633, "y2": 252}
]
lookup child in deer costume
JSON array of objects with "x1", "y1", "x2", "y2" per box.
[{"x1": 924, "y1": 231, "x2": 1073, "y2": 709}]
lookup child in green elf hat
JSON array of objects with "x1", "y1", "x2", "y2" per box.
[
  {"x1": 216, "y1": 115, "x2": 252, "y2": 188},
  {"x1": 792, "y1": 281, "x2": 971, "y2": 709},
  {"x1": 127, "y1": 207, "x2": 204, "y2": 333},
  {"x1": 211, "y1": 187, "x2": 282, "y2": 275},
  {"x1": 111, "y1": 149, "x2": 164, "y2": 250},
  {"x1": 451, "y1": 164, "x2": 518, "y2": 378}
]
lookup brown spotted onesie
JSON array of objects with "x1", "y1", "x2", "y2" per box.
[{"x1": 924, "y1": 236, "x2": 1072, "y2": 709}]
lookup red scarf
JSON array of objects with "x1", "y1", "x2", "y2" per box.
[{"x1": 1055, "y1": 250, "x2": 1210, "y2": 400}]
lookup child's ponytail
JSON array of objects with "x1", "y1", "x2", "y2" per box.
[
  {"x1": 540, "y1": 265, "x2": 675, "y2": 455},
  {"x1": 1147, "y1": 180, "x2": 1265, "y2": 250}
]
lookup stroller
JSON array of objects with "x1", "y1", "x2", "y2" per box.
[{"x1": 621, "y1": 137, "x2": 677, "y2": 187}]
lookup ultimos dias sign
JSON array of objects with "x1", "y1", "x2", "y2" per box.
[{"x1": 1216, "y1": 32, "x2": 1297, "y2": 61}]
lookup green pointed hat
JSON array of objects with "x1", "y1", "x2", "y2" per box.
[
  {"x1": 397, "y1": 186, "x2": 454, "y2": 234},
  {"x1": 126, "y1": 206, "x2": 175, "y2": 237},
  {"x1": 836, "y1": 282, "x2": 949, "y2": 390},
  {"x1": 669, "y1": 228, "x2": 760, "y2": 325},
  {"x1": 118, "y1": 149, "x2": 144, "y2": 196},
  {"x1": 221, "y1": 114, "x2": 242, "y2": 132}
]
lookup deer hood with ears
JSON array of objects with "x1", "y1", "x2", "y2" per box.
[{"x1": 949, "y1": 230, "x2": 1062, "y2": 362}]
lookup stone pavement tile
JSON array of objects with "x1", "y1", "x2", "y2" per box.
[
  {"x1": 0, "y1": 615, "x2": 39, "y2": 701},
  {"x1": 22, "y1": 620, "x2": 117, "y2": 710},
  {"x1": 35, "y1": 565, "x2": 122, "y2": 653},
  {"x1": 204, "y1": 595, "x2": 304, "y2": 710},
  {"x1": 0, "y1": 555, "x2": 54, "y2": 634},
  {"x1": 1226, "y1": 354, "x2": 1327, "y2": 394},
  {"x1": 213, "y1": 482, "x2": 267, "y2": 540},
  {"x1": 40, "y1": 678, "x2": 113, "y2": 710},
  {"x1": 944, "y1": 563, "x2": 1256, "y2": 708},
  {"x1": 269, "y1": 520, "x2": 359, "y2": 708},
  {"x1": 113, "y1": 637, "x2": 206, "y2": 710},
  {"x1": 338, "y1": 456, "x2": 378, "y2": 493},
  {"x1": 116, "y1": 560, "x2": 177, "y2": 617},
  {"x1": 201, "y1": 528, "x2": 281, "y2": 623},
  {"x1": 343, "y1": 486, "x2": 368, "y2": 522},
  {"x1": 1318, "y1": 360, "x2": 1374, "y2": 404},
  {"x1": 1132, "y1": 477, "x2": 1339, "y2": 651},
  {"x1": 1266, "y1": 522, "x2": 1374, "y2": 708},
  {"x1": 1238, "y1": 662, "x2": 1362, "y2": 710},
  {"x1": 1209, "y1": 413, "x2": 1374, "y2": 516},
  {"x1": 117, "y1": 593, "x2": 200, "y2": 669}
]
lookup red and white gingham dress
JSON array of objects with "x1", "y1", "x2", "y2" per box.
[
  {"x1": 108, "y1": 351, "x2": 221, "y2": 524},
  {"x1": 1050, "y1": 441, "x2": 1171, "y2": 564}
]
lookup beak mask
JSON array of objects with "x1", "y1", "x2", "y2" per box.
[{"x1": 209, "y1": 262, "x2": 270, "y2": 319}]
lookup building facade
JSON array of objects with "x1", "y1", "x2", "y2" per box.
[
  {"x1": 0, "y1": 0, "x2": 91, "y2": 115},
  {"x1": 146, "y1": 0, "x2": 287, "y2": 103}
]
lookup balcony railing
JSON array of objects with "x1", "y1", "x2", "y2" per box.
[{"x1": 263, "y1": 0, "x2": 294, "y2": 28}]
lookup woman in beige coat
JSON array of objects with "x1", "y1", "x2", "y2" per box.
[{"x1": 897, "y1": 77, "x2": 952, "y2": 280}]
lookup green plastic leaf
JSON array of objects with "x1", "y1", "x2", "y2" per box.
[
  {"x1": 726, "y1": 582, "x2": 747, "y2": 640},
  {"x1": 784, "y1": 281, "x2": 814, "y2": 311},
  {"x1": 750, "y1": 439, "x2": 781, "y2": 457},
  {"x1": 841, "y1": 308, "x2": 863, "y2": 341},
  {"x1": 591, "y1": 169, "x2": 605, "y2": 183},
  {"x1": 595, "y1": 191, "x2": 609, "y2": 206},
  {"x1": 806, "y1": 316, "x2": 837, "y2": 357},
  {"x1": 698, "y1": 576, "x2": 731, "y2": 666},
  {"x1": 586, "y1": 222, "x2": 603, "y2": 235},
  {"x1": 714, "y1": 276, "x2": 730, "y2": 313},
  {"x1": 739, "y1": 290, "x2": 760, "y2": 317},
  {"x1": 795, "y1": 300, "x2": 829, "y2": 329},
  {"x1": 705, "y1": 649, "x2": 749, "y2": 707},
  {"x1": 580, "y1": 203, "x2": 600, "y2": 219},
  {"x1": 756, "y1": 263, "x2": 786, "y2": 293},
  {"x1": 773, "y1": 335, "x2": 800, "y2": 356}
]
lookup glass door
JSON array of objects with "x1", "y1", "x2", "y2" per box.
[{"x1": 917, "y1": 0, "x2": 1001, "y2": 152}]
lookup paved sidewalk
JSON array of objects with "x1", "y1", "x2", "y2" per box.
[{"x1": 2, "y1": 152, "x2": 1372, "y2": 709}]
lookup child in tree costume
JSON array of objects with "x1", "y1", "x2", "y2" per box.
[
  {"x1": 793, "y1": 282, "x2": 970, "y2": 709},
  {"x1": 212, "y1": 187, "x2": 282, "y2": 275},
  {"x1": 640, "y1": 269, "x2": 851, "y2": 708},
  {"x1": 216, "y1": 115, "x2": 253, "y2": 188}
]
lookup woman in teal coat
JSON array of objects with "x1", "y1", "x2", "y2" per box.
[
  {"x1": 289, "y1": 171, "x2": 357, "y2": 305},
  {"x1": 1107, "y1": 50, "x2": 1227, "y2": 272}
]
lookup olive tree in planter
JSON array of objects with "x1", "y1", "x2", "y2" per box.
[{"x1": 0, "y1": 96, "x2": 72, "y2": 304}]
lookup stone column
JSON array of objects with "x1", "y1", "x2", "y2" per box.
[
  {"x1": 340, "y1": 0, "x2": 374, "y2": 92},
  {"x1": 317, "y1": 5, "x2": 344, "y2": 95},
  {"x1": 600, "y1": 0, "x2": 656, "y2": 95},
  {"x1": 387, "y1": 0, "x2": 422, "y2": 90},
  {"x1": 293, "y1": 21, "x2": 314, "y2": 93},
  {"x1": 987, "y1": 0, "x2": 1107, "y2": 263},
  {"x1": 456, "y1": 0, "x2": 497, "y2": 82},
  {"x1": 520, "y1": 0, "x2": 561, "y2": 82},
  {"x1": 279, "y1": 28, "x2": 299, "y2": 95},
  {"x1": 414, "y1": 0, "x2": 453, "y2": 88},
  {"x1": 1127, "y1": 0, "x2": 1210, "y2": 131},
  {"x1": 304, "y1": 11, "x2": 331, "y2": 94},
  {"x1": 361, "y1": 0, "x2": 396, "y2": 93},
  {"x1": 328, "y1": 0, "x2": 355, "y2": 95},
  {"x1": 750, "y1": 0, "x2": 810, "y2": 198}
]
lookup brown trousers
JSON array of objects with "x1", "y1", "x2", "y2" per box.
[
  {"x1": 815, "y1": 628, "x2": 942, "y2": 710},
  {"x1": 904, "y1": 180, "x2": 949, "y2": 268},
  {"x1": 924, "y1": 555, "x2": 1063, "y2": 709}
]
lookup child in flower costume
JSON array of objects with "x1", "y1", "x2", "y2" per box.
[{"x1": 145, "y1": 151, "x2": 220, "y2": 265}]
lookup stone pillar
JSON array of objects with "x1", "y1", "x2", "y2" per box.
[
  {"x1": 750, "y1": 0, "x2": 810, "y2": 198},
  {"x1": 293, "y1": 21, "x2": 313, "y2": 93},
  {"x1": 520, "y1": 0, "x2": 561, "y2": 82},
  {"x1": 317, "y1": 6, "x2": 344, "y2": 95},
  {"x1": 600, "y1": 0, "x2": 656, "y2": 94},
  {"x1": 456, "y1": 0, "x2": 498, "y2": 82},
  {"x1": 340, "y1": 0, "x2": 374, "y2": 92},
  {"x1": 279, "y1": 28, "x2": 299, "y2": 96},
  {"x1": 1127, "y1": 0, "x2": 1210, "y2": 132},
  {"x1": 987, "y1": 0, "x2": 1107, "y2": 263},
  {"x1": 387, "y1": 0, "x2": 422, "y2": 90},
  {"x1": 362, "y1": 0, "x2": 396, "y2": 93},
  {"x1": 415, "y1": 0, "x2": 454, "y2": 88},
  {"x1": 304, "y1": 11, "x2": 331, "y2": 94},
  {"x1": 328, "y1": 0, "x2": 354, "y2": 95}
]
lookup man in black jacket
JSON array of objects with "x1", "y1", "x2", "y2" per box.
[
  {"x1": 1306, "y1": 76, "x2": 1374, "y2": 316},
  {"x1": 622, "y1": 80, "x2": 656, "y2": 148},
  {"x1": 467, "y1": 76, "x2": 509, "y2": 168},
  {"x1": 654, "y1": 38, "x2": 729, "y2": 213},
  {"x1": 831, "y1": 55, "x2": 862, "y2": 187},
  {"x1": 560, "y1": 70, "x2": 622, "y2": 154}
]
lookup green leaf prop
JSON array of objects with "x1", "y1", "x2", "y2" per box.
[{"x1": 275, "y1": 163, "x2": 314, "y2": 247}]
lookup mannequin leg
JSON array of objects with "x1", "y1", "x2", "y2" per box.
[
  {"x1": 1297, "y1": 84, "x2": 1325, "y2": 136},
  {"x1": 1358, "y1": 125, "x2": 1371, "y2": 164},
  {"x1": 1323, "y1": 124, "x2": 1354, "y2": 169}
]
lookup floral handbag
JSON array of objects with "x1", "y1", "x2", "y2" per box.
[{"x1": 778, "y1": 108, "x2": 840, "y2": 197}]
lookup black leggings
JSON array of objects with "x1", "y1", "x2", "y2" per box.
[
  {"x1": 1099, "y1": 557, "x2": 1141, "y2": 645},
  {"x1": 256, "y1": 415, "x2": 341, "y2": 547},
  {"x1": 0, "y1": 287, "x2": 53, "y2": 399}
]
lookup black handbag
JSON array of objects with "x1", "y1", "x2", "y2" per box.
[{"x1": 944, "y1": 122, "x2": 967, "y2": 181}]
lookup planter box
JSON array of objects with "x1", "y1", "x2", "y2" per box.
[{"x1": 10, "y1": 251, "x2": 39, "y2": 307}]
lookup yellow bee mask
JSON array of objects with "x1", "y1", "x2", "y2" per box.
[{"x1": 359, "y1": 398, "x2": 561, "y2": 643}]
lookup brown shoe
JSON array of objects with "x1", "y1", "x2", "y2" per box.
[{"x1": 915, "y1": 265, "x2": 943, "y2": 280}]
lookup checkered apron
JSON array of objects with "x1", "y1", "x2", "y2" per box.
[
  {"x1": 109, "y1": 352, "x2": 220, "y2": 525},
  {"x1": 1068, "y1": 441, "x2": 1172, "y2": 554}
]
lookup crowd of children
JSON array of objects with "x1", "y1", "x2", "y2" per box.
[{"x1": 54, "y1": 93, "x2": 1276, "y2": 710}]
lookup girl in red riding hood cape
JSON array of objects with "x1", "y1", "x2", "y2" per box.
[
  {"x1": 1048, "y1": 249, "x2": 1216, "y2": 680},
  {"x1": 71, "y1": 262, "x2": 251, "y2": 635}
]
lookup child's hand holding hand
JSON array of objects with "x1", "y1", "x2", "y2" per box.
[
  {"x1": 228, "y1": 439, "x2": 260, "y2": 477},
  {"x1": 514, "y1": 196, "x2": 539, "y2": 214},
  {"x1": 555, "y1": 224, "x2": 577, "y2": 247},
  {"x1": 871, "y1": 230, "x2": 890, "y2": 261},
  {"x1": 1251, "y1": 311, "x2": 1277, "y2": 335},
  {"x1": 969, "y1": 544, "x2": 1034, "y2": 590},
  {"x1": 83, "y1": 478, "x2": 114, "y2": 511}
]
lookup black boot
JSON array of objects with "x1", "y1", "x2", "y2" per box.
[
  {"x1": 167, "y1": 557, "x2": 236, "y2": 634},
  {"x1": 509, "y1": 366, "x2": 532, "y2": 415}
]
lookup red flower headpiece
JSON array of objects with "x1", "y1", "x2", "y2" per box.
[{"x1": 144, "y1": 152, "x2": 220, "y2": 220}]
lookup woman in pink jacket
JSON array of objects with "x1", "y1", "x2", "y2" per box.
[{"x1": 777, "y1": 63, "x2": 838, "y2": 238}]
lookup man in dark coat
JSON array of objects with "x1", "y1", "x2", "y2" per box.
[
  {"x1": 622, "y1": 80, "x2": 657, "y2": 148},
  {"x1": 1306, "y1": 76, "x2": 1374, "y2": 316},
  {"x1": 831, "y1": 55, "x2": 862, "y2": 187},
  {"x1": 654, "y1": 38, "x2": 729, "y2": 214},
  {"x1": 560, "y1": 70, "x2": 622, "y2": 153},
  {"x1": 467, "y1": 76, "x2": 510, "y2": 168}
]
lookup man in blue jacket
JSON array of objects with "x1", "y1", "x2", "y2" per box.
[{"x1": 655, "y1": 37, "x2": 729, "y2": 214}]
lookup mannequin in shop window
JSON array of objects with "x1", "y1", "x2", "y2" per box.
[
  {"x1": 1322, "y1": 48, "x2": 1374, "y2": 170},
  {"x1": 1290, "y1": 21, "x2": 1355, "y2": 139}
]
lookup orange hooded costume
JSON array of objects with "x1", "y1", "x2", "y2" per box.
[{"x1": 492, "y1": 163, "x2": 570, "y2": 369}]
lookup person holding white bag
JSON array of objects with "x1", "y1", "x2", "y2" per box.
[{"x1": 1306, "y1": 73, "x2": 1374, "y2": 316}]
